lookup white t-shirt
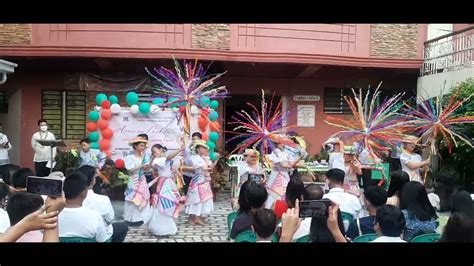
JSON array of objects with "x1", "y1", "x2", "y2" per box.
[
  {"x1": 371, "y1": 236, "x2": 406, "y2": 243},
  {"x1": 400, "y1": 152, "x2": 423, "y2": 182},
  {"x1": 83, "y1": 189, "x2": 115, "y2": 238},
  {"x1": 427, "y1": 193, "x2": 440, "y2": 211},
  {"x1": 0, "y1": 208, "x2": 10, "y2": 233},
  {"x1": 323, "y1": 187, "x2": 363, "y2": 219},
  {"x1": 58, "y1": 207, "x2": 110, "y2": 242}
]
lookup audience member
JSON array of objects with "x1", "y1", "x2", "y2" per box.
[
  {"x1": 386, "y1": 170, "x2": 409, "y2": 207},
  {"x1": 291, "y1": 184, "x2": 323, "y2": 240},
  {"x1": 372, "y1": 205, "x2": 406, "y2": 243},
  {"x1": 252, "y1": 209, "x2": 277, "y2": 242},
  {"x1": 272, "y1": 176, "x2": 304, "y2": 220},
  {"x1": 6, "y1": 192, "x2": 44, "y2": 242},
  {"x1": 0, "y1": 181, "x2": 10, "y2": 233},
  {"x1": 323, "y1": 168, "x2": 363, "y2": 218},
  {"x1": 438, "y1": 212, "x2": 474, "y2": 242}
]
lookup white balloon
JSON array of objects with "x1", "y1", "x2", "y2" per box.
[
  {"x1": 150, "y1": 104, "x2": 159, "y2": 114},
  {"x1": 130, "y1": 105, "x2": 139, "y2": 114},
  {"x1": 190, "y1": 105, "x2": 199, "y2": 115},
  {"x1": 172, "y1": 107, "x2": 179, "y2": 113},
  {"x1": 94, "y1": 106, "x2": 101, "y2": 111},
  {"x1": 110, "y1": 103, "x2": 121, "y2": 114}
]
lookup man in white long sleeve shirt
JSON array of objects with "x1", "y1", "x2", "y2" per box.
[
  {"x1": 31, "y1": 119, "x2": 56, "y2": 177},
  {"x1": 0, "y1": 132, "x2": 12, "y2": 183}
]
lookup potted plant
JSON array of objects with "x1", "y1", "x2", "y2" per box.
[
  {"x1": 211, "y1": 156, "x2": 228, "y2": 200},
  {"x1": 53, "y1": 149, "x2": 81, "y2": 174}
]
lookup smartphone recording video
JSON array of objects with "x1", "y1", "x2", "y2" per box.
[
  {"x1": 248, "y1": 174, "x2": 264, "y2": 183},
  {"x1": 299, "y1": 199, "x2": 331, "y2": 218},
  {"x1": 26, "y1": 176, "x2": 63, "y2": 197}
]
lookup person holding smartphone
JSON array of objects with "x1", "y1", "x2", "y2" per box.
[{"x1": 0, "y1": 132, "x2": 12, "y2": 183}]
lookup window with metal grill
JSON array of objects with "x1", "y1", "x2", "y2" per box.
[{"x1": 42, "y1": 90, "x2": 86, "y2": 140}]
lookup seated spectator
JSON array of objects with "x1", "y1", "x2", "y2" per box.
[
  {"x1": 400, "y1": 181, "x2": 437, "y2": 241},
  {"x1": 291, "y1": 184, "x2": 323, "y2": 240},
  {"x1": 322, "y1": 168, "x2": 363, "y2": 219},
  {"x1": 58, "y1": 172, "x2": 109, "y2": 242},
  {"x1": 230, "y1": 181, "x2": 267, "y2": 239},
  {"x1": 77, "y1": 165, "x2": 128, "y2": 242},
  {"x1": 237, "y1": 180, "x2": 252, "y2": 215},
  {"x1": 10, "y1": 168, "x2": 34, "y2": 191},
  {"x1": 252, "y1": 209, "x2": 277, "y2": 242},
  {"x1": 0, "y1": 181, "x2": 10, "y2": 233},
  {"x1": 386, "y1": 170, "x2": 409, "y2": 207},
  {"x1": 346, "y1": 185, "x2": 388, "y2": 240},
  {"x1": 450, "y1": 190, "x2": 474, "y2": 218},
  {"x1": 6, "y1": 192, "x2": 44, "y2": 242},
  {"x1": 438, "y1": 212, "x2": 474, "y2": 242},
  {"x1": 372, "y1": 205, "x2": 406, "y2": 242},
  {"x1": 272, "y1": 176, "x2": 304, "y2": 220}
]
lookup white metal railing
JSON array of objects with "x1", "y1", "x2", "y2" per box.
[{"x1": 421, "y1": 26, "x2": 474, "y2": 76}]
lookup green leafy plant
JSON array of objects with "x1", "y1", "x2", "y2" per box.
[{"x1": 53, "y1": 150, "x2": 81, "y2": 174}]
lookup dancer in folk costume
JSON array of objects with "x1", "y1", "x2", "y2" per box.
[
  {"x1": 148, "y1": 142, "x2": 185, "y2": 236},
  {"x1": 264, "y1": 140, "x2": 302, "y2": 209},
  {"x1": 399, "y1": 136, "x2": 430, "y2": 183},
  {"x1": 185, "y1": 140, "x2": 219, "y2": 225},
  {"x1": 123, "y1": 137, "x2": 153, "y2": 226},
  {"x1": 232, "y1": 149, "x2": 266, "y2": 208}
]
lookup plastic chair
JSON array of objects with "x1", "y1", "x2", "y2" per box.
[
  {"x1": 59, "y1": 237, "x2": 96, "y2": 243},
  {"x1": 294, "y1": 235, "x2": 311, "y2": 243},
  {"x1": 352, "y1": 233, "x2": 378, "y2": 243},
  {"x1": 227, "y1": 212, "x2": 239, "y2": 239},
  {"x1": 410, "y1": 233, "x2": 441, "y2": 243},
  {"x1": 234, "y1": 231, "x2": 257, "y2": 243},
  {"x1": 341, "y1": 212, "x2": 354, "y2": 232}
]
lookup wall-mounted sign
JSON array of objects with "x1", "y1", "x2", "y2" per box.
[
  {"x1": 297, "y1": 105, "x2": 315, "y2": 127},
  {"x1": 293, "y1": 95, "x2": 320, "y2": 102}
]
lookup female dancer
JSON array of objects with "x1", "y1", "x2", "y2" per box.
[{"x1": 232, "y1": 149, "x2": 266, "y2": 208}]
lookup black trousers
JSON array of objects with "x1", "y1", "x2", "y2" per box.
[
  {"x1": 111, "y1": 221, "x2": 129, "y2": 242},
  {"x1": 0, "y1": 164, "x2": 10, "y2": 184},
  {"x1": 35, "y1": 162, "x2": 49, "y2": 177},
  {"x1": 359, "y1": 169, "x2": 376, "y2": 188},
  {"x1": 183, "y1": 175, "x2": 193, "y2": 195}
]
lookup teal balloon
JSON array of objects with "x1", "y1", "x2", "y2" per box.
[
  {"x1": 179, "y1": 101, "x2": 187, "y2": 107},
  {"x1": 152, "y1": 97, "x2": 165, "y2": 105},
  {"x1": 208, "y1": 110, "x2": 218, "y2": 121},
  {"x1": 88, "y1": 131, "x2": 100, "y2": 142},
  {"x1": 96, "y1": 93, "x2": 108, "y2": 106},
  {"x1": 210, "y1": 100, "x2": 219, "y2": 110},
  {"x1": 169, "y1": 97, "x2": 179, "y2": 108},
  {"x1": 200, "y1": 96, "x2": 211, "y2": 107},
  {"x1": 209, "y1": 131, "x2": 219, "y2": 142},
  {"x1": 91, "y1": 142, "x2": 99, "y2": 150},
  {"x1": 126, "y1": 92, "x2": 139, "y2": 106},
  {"x1": 207, "y1": 141, "x2": 216, "y2": 150},
  {"x1": 109, "y1": 95, "x2": 119, "y2": 104},
  {"x1": 88, "y1": 111, "x2": 100, "y2": 122},
  {"x1": 139, "y1": 102, "x2": 151, "y2": 114},
  {"x1": 209, "y1": 151, "x2": 217, "y2": 161}
]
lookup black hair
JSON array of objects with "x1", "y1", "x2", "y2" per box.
[
  {"x1": 151, "y1": 144, "x2": 168, "y2": 153},
  {"x1": 245, "y1": 181, "x2": 268, "y2": 209},
  {"x1": 238, "y1": 180, "x2": 252, "y2": 214},
  {"x1": 64, "y1": 172, "x2": 89, "y2": 200},
  {"x1": 439, "y1": 212, "x2": 474, "y2": 243},
  {"x1": 285, "y1": 176, "x2": 304, "y2": 208},
  {"x1": 326, "y1": 168, "x2": 345, "y2": 185},
  {"x1": 364, "y1": 185, "x2": 388, "y2": 208},
  {"x1": 132, "y1": 141, "x2": 147, "y2": 150},
  {"x1": 11, "y1": 168, "x2": 34, "y2": 189},
  {"x1": 310, "y1": 209, "x2": 345, "y2": 243},
  {"x1": 450, "y1": 190, "x2": 474, "y2": 218},
  {"x1": 37, "y1": 119, "x2": 47, "y2": 126},
  {"x1": 79, "y1": 137, "x2": 90, "y2": 145},
  {"x1": 375, "y1": 205, "x2": 406, "y2": 237},
  {"x1": 191, "y1": 132, "x2": 202, "y2": 139},
  {"x1": 7, "y1": 192, "x2": 44, "y2": 226},
  {"x1": 103, "y1": 159, "x2": 115, "y2": 168},
  {"x1": 303, "y1": 184, "x2": 323, "y2": 200},
  {"x1": 0, "y1": 182, "x2": 9, "y2": 200},
  {"x1": 253, "y1": 209, "x2": 277, "y2": 239},
  {"x1": 137, "y1": 133, "x2": 149, "y2": 141},
  {"x1": 433, "y1": 171, "x2": 458, "y2": 212},
  {"x1": 76, "y1": 165, "x2": 97, "y2": 187},
  {"x1": 387, "y1": 171, "x2": 409, "y2": 197},
  {"x1": 400, "y1": 181, "x2": 437, "y2": 221}
]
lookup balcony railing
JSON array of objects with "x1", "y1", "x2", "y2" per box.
[{"x1": 421, "y1": 26, "x2": 474, "y2": 76}]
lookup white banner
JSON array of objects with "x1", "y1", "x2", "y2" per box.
[{"x1": 108, "y1": 109, "x2": 201, "y2": 160}]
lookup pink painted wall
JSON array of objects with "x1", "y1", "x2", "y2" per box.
[
  {"x1": 230, "y1": 24, "x2": 371, "y2": 58},
  {"x1": 453, "y1": 24, "x2": 472, "y2": 32},
  {"x1": 32, "y1": 24, "x2": 192, "y2": 49}
]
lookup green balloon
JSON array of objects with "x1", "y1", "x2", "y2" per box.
[
  {"x1": 152, "y1": 97, "x2": 165, "y2": 105},
  {"x1": 89, "y1": 131, "x2": 100, "y2": 142},
  {"x1": 207, "y1": 141, "x2": 216, "y2": 150},
  {"x1": 169, "y1": 97, "x2": 179, "y2": 108},
  {"x1": 126, "y1": 92, "x2": 139, "y2": 106},
  {"x1": 200, "y1": 96, "x2": 211, "y2": 107},
  {"x1": 139, "y1": 102, "x2": 150, "y2": 114},
  {"x1": 209, "y1": 110, "x2": 218, "y2": 121},
  {"x1": 96, "y1": 93, "x2": 108, "y2": 106},
  {"x1": 210, "y1": 100, "x2": 219, "y2": 110},
  {"x1": 209, "y1": 131, "x2": 219, "y2": 142},
  {"x1": 109, "y1": 95, "x2": 119, "y2": 104},
  {"x1": 209, "y1": 151, "x2": 217, "y2": 161},
  {"x1": 91, "y1": 142, "x2": 99, "y2": 150},
  {"x1": 88, "y1": 111, "x2": 100, "y2": 122}
]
